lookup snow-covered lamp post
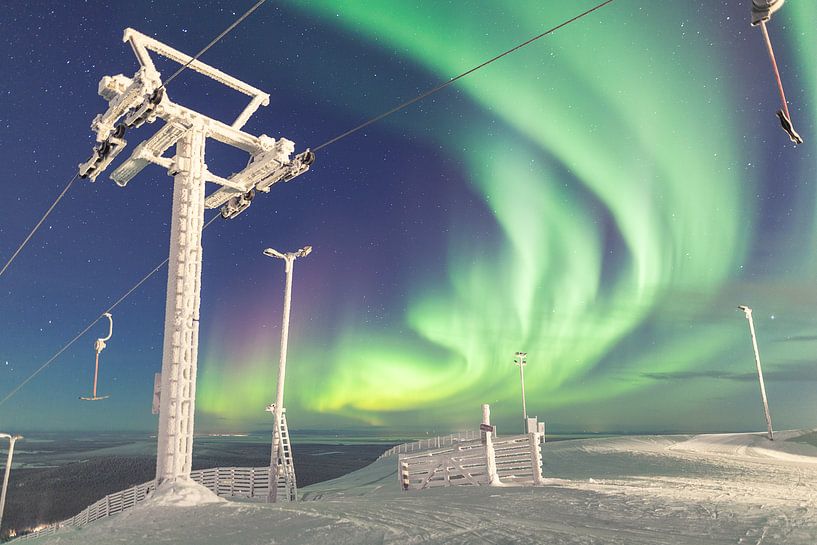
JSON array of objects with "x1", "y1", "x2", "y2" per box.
[
  {"x1": 263, "y1": 245, "x2": 312, "y2": 502},
  {"x1": 0, "y1": 433, "x2": 23, "y2": 533},
  {"x1": 513, "y1": 352, "x2": 528, "y2": 432},
  {"x1": 737, "y1": 305, "x2": 774, "y2": 441}
]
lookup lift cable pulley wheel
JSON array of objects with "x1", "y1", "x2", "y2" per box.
[{"x1": 80, "y1": 313, "x2": 114, "y2": 401}]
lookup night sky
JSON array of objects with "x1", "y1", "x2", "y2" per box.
[{"x1": 2, "y1": 1, "x2": 816, "y2": 436}]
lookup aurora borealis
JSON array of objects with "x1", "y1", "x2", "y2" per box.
[{"x1": 2, "y1": 1, "x2": 817, "y2": 435}]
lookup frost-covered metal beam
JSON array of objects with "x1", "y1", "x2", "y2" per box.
[
  {"x1": 111, "y1": 121, "x2": 188, "y2": 187},
  {"x1": 123, "y1": 28, "x2": 270, "y2": 127}
]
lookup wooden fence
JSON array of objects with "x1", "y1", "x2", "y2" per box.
[
  {"x1": 14, "y1": 417, "x2": 544, "y2": 539},
  {"x1": 16, "y1": 430, "x2": 471, "y2": 541},
  {"x1": 398, "y1": 439, "x2": 492, "y2": 490},
  {"x1": 15, "y1": 466, "x2": 272, "y2": 541},
  {"x1": 377, "y1": 430, "x2": 479, "y2": 460},
  {"x1": 397, "y1": 407, "x2": 544, "y2": 491},
  {"x1": 493, "y1": 433, "x2": 544, "y2": 485}
]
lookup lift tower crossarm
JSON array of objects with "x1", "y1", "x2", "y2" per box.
[
  {"x1": 124, "y1": 28, "x2": 270, "y2": 129},
  {"x1": 83, "y1": 31, "x2": 314, "y2": 217}
]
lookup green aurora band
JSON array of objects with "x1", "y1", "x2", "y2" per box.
[{"x1": 197, "y1": 1, "x2": 817, "y2": 432}]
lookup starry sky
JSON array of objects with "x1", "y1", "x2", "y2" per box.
[{"x1": 1, "y1": 0, "x2": 816, "y2": 436}]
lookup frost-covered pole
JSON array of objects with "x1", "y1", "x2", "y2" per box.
[
  {"x1": 738, "y1": 305, "x2": 774, "y2": 441},
  {"x1": 156, "y1": 123, "x2": 207, "y2": 483},
  {"x1": 264, "y1": 246, "x2": 312, "y2": 502},
  {"x1": 0, "y1": 434, "x2": 22, "y2": 532},
  {"x1": 514, "y1": 352, "x2": 528, "y2": 432},
  {"x1": 480, "y1": 404, "x2": 499, "y2": 485}
]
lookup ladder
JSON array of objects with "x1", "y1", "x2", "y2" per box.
[{"x1": 273, "y1": 410, "x2": 297, "y2": 501}]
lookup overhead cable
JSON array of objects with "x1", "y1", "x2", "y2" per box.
[
  {"x1": 162, "y1": 0, "x2": 268, "y2": 88},
  {"x1": 0, "y1": 214, "x2": 221, "y2": 408},
  {"x1": 0, "y1": 0, "x2": 268, "y2": 282},
  {"x1": 0, "y1": 174, "x2": 78, "y2": 280},
  {"x1": 312, "y1": 0, "x2": 616, "y2": 152}
]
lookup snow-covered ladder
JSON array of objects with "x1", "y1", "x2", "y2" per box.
[{"x1": 275, "y1": 410, "x2": 297, "y2": 501}]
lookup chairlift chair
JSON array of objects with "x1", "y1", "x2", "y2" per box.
[{"x1": 80, "y1": 313, "x2": 113, "y2": 401}]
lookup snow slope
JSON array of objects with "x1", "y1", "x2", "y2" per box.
[{"x1": 24, "y1": 431, "x2": 817, "y2": 544}]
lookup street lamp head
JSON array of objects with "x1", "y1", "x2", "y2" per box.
[
  {"x1": 514, "y1": 351, "x2": 527, "y2": 365},
  {"x1": 737, "y1": 305, "x2": 752, "y2": 317},
  {"x1": 264, "y1": 246, "x2": 312, "y2": 260},
  {"x1": 296, "y1": 245, "x2": 312, "y2": 258},
  {"x1": 263, "y1": 248, "x2": 285, "y2": 260}
]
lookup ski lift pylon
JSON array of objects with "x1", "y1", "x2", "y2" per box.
[{"x1": 80, "y1": 313, "x2": 113, "y2": 401}]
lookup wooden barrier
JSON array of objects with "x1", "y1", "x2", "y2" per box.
[
  {"x1": 15, "y1": 416, "x2": 544, "y2": 540},
  {"x1": 493, "y1": 433, "x2": 544, "y2": 485},
  {"x1": 396, "y1": 407, "x2": 545, "y2": 491},
  {"x1": 15, "y1": 467, "x2": 272, "y2": 541},
  {"x1": 398, "y1": 439, "x2": 492, "y2": 490},
  {"x1": 377, "y1": 430, "x2": 479, "y2": 460}
]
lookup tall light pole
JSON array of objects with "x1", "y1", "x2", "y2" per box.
[
  {"x1": 0, "y1": 433, "x2": 23, "y2": 534},
  {"x1": 514, "y1": 352, "x2": 528, "y2": 432},
  {"x1": 738, "y1": 305, "x2": 774, "y2": 441},
  {"x1": 263, "y1": 245, "x2": 312, "y2": 502}
]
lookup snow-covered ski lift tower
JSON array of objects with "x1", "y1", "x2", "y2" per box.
[{"x1": 78, "y1": 28, "x2": 314, "y2": 485}]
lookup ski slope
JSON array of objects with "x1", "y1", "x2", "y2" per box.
[{"x1": 23, "y1": 431, "x2": 817, "y2": 544}]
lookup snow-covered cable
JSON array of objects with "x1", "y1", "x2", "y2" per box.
[{"x1": 312, "y1": 0, "x2": 617, "y2": 152}]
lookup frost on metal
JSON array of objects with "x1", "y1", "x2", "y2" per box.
[
  {"x1": 398, "y1": 404, "x2": 545, "y2": 491},
  {"x1": 77, "y1": 28, "x2": 315, "y2": 485}
]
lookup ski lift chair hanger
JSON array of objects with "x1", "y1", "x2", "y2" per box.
[
  {"x1": 80, "y1": 313, "x2": 114, "y2": 401},
  {"x1": 752, "y1": 0, "x2": 803, "y2": 144}
]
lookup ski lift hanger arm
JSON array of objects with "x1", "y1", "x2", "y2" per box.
[
  {"x1": 123, "y1": 28, "x2": 270, "y2": 130},
  {"x1": 99, "y1": 313, "x2": 113, "y2": 343}
]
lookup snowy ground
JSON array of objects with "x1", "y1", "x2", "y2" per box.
[{"x1": 23, "y1": 430, "x2": 817, "y2": 544}]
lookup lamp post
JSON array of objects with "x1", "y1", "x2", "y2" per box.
[
  {"x1": 0, "y1": 433, "x2": 23, "y2": 533},
  {"x1": 738, "y1": 305, "x2": 774, "y2": 441},
  {"x1": 263, "y1": 245, "x2": 312, "y2": 502},
  {"x1": 513, "y1": 352, "x2": 528, "y2": 432}
]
